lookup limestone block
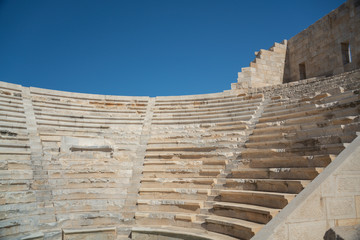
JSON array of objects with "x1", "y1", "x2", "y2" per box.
[
  {"x1": 336, "y1": 175, "x2": 360, "y2": 195},
  {"x1": 326, "y1": 197, "x2": 356, "y2": 219},
  {"x1": 288, "y1": 189, "x2": 326, "y2": 222},
  {"x1": 288, "y1": 221, "x2": 327, "y2": 240},
  {"x1": 268, "y1": 223, "x2": 288, "y2": 240}
]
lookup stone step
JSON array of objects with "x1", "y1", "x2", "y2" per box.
[
  {"x1": 153, "y1": 102, "x2": 260, "y2": 116},
  {"x1": 145, "y1": 152, "x2": 225, "y2": 160},
  {"x1": 205, "y1": 215, "x2": 263, "y2": 240},
  {"x1": 245, "y1": 135, "x2": 352, "y2": 149},
  {"x1": 249, "y1": 124, "x2": 359, "y2": 143},
  {"x1": 135, "y1": 211, "x2": 196, "y2": 228},
  {"x1": 154, "y1": 106, "x2": 256, "y2": 118},
  {"x1": 146, "y1": 145, "x2": 218, "y2": 152},
  {"x1": 211, "y1": 124, "x2": 248, "y2": 132},
  {"x1": 212, "y1": 202, "x2": 280, "y2": 224},
  {"x1": 143, "y1": 164, "x2": 224, "y2": 171},
  {"x1": 246, "y1": 154, "x2": 334, "y2": 168},
  {"x1": 218, "y1": 190, "x2": 296, "y2": 209},
  {"x1": 256, "y1": 112, "x2": 359, "y2": 130},
  {"x1": 0, "y1": 142, "x2": 30, "y2": 149},
  {"x1": 0, "y1": 121, "x2": 27, "y2": 130},
  {"x1": 153, "y1": 109, "x2": 256, "y2": 121},
  {"x1": 131, "y1": 226, "x2": 239, "y2": 240},
  {"x1": 138, "y1": 188, "x2": 209, "y2": 200},
  {"x1": 259, "y1": 100, "x2": 360, "y2": 123},
  {"x1": 142, "y1": 168, "x2": 222, "y2": 178},
  {"x1": 140, "y1": 178, "x2": 215, "y2": 188},
  {"x1": 37, "y1": 119, "x2": 142, "y2": 128},
  {"x1": 152, "y1": 115, "x2": 253, "y2": 125},
  {"x1": 0, "y1": 105, "x2": 25, "y2": 115},
  {"x1": 143, "y1": 159, "x2": 227, "y2": 166},
  {"x1": 224, "y1": 179, "x2": 309, "y2": 194},
  {"x1": 36, "y1": 116, "x2": 143, "y2": 124},
  {"x1": 155, "y1": 93, "x2": 262, "y2": 104},
  {"x1": 263, "y1": 93, "x2": 359, "y2": 116},
  {"x1": 154, "y1": 98, "x2": 262, "y2": 110},
  {"x1": 241, "y1": 143, "x2": 345, "y2": 157},
  {"x1": 137, "y1": 199, "x2": 203, "y2": 213},
  {"x1": 230, "y1": 167, "x2": 323, "y2": 180}
]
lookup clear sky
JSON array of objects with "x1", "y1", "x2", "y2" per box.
[{"x1": 0, "y1": 0, "x2": 345, "y2": 97}]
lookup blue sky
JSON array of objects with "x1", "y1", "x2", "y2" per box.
[{"x1": 0, "y1": 0, "x2": 344, "y2": 97}]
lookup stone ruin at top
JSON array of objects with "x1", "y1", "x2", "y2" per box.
[{"x1": 0, "y1": 0, "x2": 360, "y2": 240}]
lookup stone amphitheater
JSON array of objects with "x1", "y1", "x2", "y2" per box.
[{"x1": 1, "y1": 1, "x2": 360, "y2": 240}]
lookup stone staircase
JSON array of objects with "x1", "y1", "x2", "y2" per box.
[{"x1": 232, "y1": 41, "x2": 287, "y2": 90}]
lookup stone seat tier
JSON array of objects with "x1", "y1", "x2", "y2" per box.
[
  {"x1": 243, "y1": 154, "x2": 334, "y2": 168},
  {"x1": 36, "y1": 115, "x2": 144, "y2": 123},
  {"x1": 34, "y1": 110, "x2": 145, "y2": 119},
  {"x1": 153, "y1": 109, "x2": 256, "y2": 121},
  {"x1": 144, "y1": 152, "x2": 227, "y2": 159},
  {"x1": 143, "y1": 164, "x2": 224, "y2": 171},
  {"x1": 0, "y1": 116, "x2": 26, "y2": 124},
  {"x1": 255, "y1": 113, "x2": 359, "y2": 130},
  {"x1": 33, "y1": 104, "x2": 147, "y2": 114},
  {"x1": 259, "y1": 100, "x2": 360, "y2": 123},
  {"x1": 0, "y1": 121, "x2": 27, "y2": 129},
  {"x1": 154, "y1": 93, "x2": 263, "y2": 104},
  {"x1": 154, "y1": 104, "x2": 259, "y2": 115},
  {"x1": 205, "y1": 215, "x2": 263, "y2": 240},
  {"x1": 0, "y1": 150, "x2": 31, "y2": 155},
  {"x1": 218, "y1": 190, "x2": 296, "y2": 209},
  {"x1": 263, "y1": 91, "x2": 358, "y2": 114},
  {"x1": 0, "y1": 101, "x2": 24, "y2": 109},
  {"x1": 154, "y1": 107, "x2": 258, "y2": 118},
  {"x1": 154, "y1": 97, "x2": 263, "y2": 109},
  {"x1": 137, "y1": 199, "x2": 203, "y2": 213},
  {"x1": 135, "y1": 211, "x2": 198, "y2": 228},
  {"x1": 0, "y1": 94, "x2": 23, "y2": 102},
  {"x1": 212, "y1": 119, "x2": 249, "y2": 127},
  {"x1": 36, "y1": 119, "x2": 143, "y2": 128},
  {"x1": 151, "y1": 115, "x2": 253, "y2": 125},
  {"x1": 143, "y1": 159, "x2": 227, "y2": 166},
  {"x1": 249, "y1": 123, "x2": 360, "y2": 142},
  {"x1": 32, "y1": 99, "x2": 148, "y2": 110},
  {"x1": 142, "y1": 168, "x2": 222, "y2": 178},
  {"x1": 241, "y1": 143, "x2": 345, "y2": 158},
  {"x1": 138, "y1": 188, "x2": 209, "y2": 200},
  {"x1": 140, "y1": 178, "x2": 215, "y2": 188},
  {"x1": 212, "y1": 202, "x2": 280, "y2": 224},
  {"x1": 0, "y1": 111, "x2": 25, "y2": 120},
  {"x1": 146, "y1": 145, "x2": 219, "y2": 152},
  {"x1": 224, "y1": 179, "x2": 310, "y2": 194},
  {"x1": 131, "y1": 226, "x2": 240, "y2": 240},
  {"x1": 149, "y1": 132, "x2": 247, "y2": 141},
  {"x1": 244, "y1": 135, "x2": 354, "y2": 149},
  {"x1": 229, "y1": 167, "x2": 323, "y2": 180},
  {"x1": 211, "y1": 124, "x2": 248, "y2": 132},
  {"x1": 0, "y1": 106, "x2": 25, "y2": 115}
]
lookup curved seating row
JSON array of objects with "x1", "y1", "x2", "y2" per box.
[{"x1": 1, "y1": 70, "x2": 360, "y2": 240}]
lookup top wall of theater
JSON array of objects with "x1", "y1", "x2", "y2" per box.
[{"x1": 283, "y1": 0, "x2": 360, "y2": 83}]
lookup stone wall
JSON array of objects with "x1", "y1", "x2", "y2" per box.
[{"x1": 283, "y1": 0, "x2": 360, "y2": 82}]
